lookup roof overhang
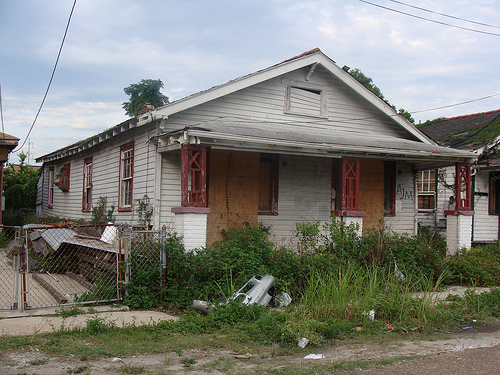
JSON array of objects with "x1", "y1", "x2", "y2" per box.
[{"x1": 157, "y1": 120, "x2": 476, "y2": 170}]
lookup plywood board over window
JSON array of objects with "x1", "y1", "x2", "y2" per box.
[{"x1": 206, "y1": 150, "x2": 260, "y2": 245}]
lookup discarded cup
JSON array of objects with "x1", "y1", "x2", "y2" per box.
[
  {"x1": 386, "y1": 324, "x2": 394, "y2": 330},
  {"x1": 298, "y1": 337, "x2": 309, "y2": 348}
]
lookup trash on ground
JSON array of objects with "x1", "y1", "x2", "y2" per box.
[
  {"x1": 193, "y1": 274, "x2": 275, "y2": 315},
  {"x1": 234, "y1": 353, "x2": 254, "y2": 359},
  {"x1": 275, "y1": 291, "x2": 292, "y2": 307},
  {"x1": 394, "y1": 261, "x2": 405, "y2": 281},
  {"x1": 304, "y1": 354, "x2": 325, "y2": 359},
  {"x1": 462, "y1": 325, "x2": 474, "y2": 330},
  {"x1": 362, "y1": 309, "x2": 375, "y2": 320},
  {"x1": 298, "y1": 337, "x2": 309, "y2": 348},
  {"x1": 386, "y1": 324, "x2": 394, "y2": 330}
]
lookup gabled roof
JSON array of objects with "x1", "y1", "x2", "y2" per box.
[
  {"x1": 146, "y1": 48, "x2": 430, "y2": 144},
  {"x1": 419, "y1": 109, "x2": 500, "y2": 150},
  {"x1": 37, "y1": 48, "x2": 474, "y2": 167}
]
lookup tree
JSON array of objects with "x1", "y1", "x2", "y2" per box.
[
  {"x1": 3, "y1": 152, "x2": 40, "y2": 211},
  {"x1": 122, "y1": 79, "x2": 169, "y2": 117},
  {"x1": 349, "y1": 68, "x2": 415, "y2": 124}
]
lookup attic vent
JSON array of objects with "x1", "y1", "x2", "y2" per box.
[{"x1": 282, "y1": 78, "x2": 327, "y2": 118}]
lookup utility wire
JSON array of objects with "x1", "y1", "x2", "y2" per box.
[
  {"x1": 13, "y1": 0, "x2": 77, "y2": 153},
  {"x1": 389, "y1": 0, "x2": 500, "y2": 29},
  {"x1": 411, "y1": 92, "x2": 500, "y2": 114},
  {"x1": 359, "y1": 0, "x2": 500, "y2": 37},
  {"x1": 0, "y1": 83, "x2": 5, "y2": 141}
]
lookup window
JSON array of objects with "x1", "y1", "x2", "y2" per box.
[
  {"x1": 54, "y1": 164, "x2": 70, "y2": 192},
  {"x1": 119, "y1": 142, "x2": 134, "y2": 210},
  {"x1": 258, "y1": 154, "x2": 279, "y2": 214},
  {"x1": 181, "y1": 145, "x2": 207, "y2": 207},
  {"x1": 489, "y1": 172, "x2": 500, "y2": 214},
  {"x1": 417, "y1": 170, "x2": 436, "y2": 210},
  {"x1": 82, "y1": 157, "x2": 93, "y2": 212},
  {"x1": 384, "y1": 162, "x2": 396, "y2": 216},
  {"x1": 48, "y1": 167, "x2": 54, "y2": 208},
  {"x1": 283, "y1": 78, "x2": 327, "y2": 118}
]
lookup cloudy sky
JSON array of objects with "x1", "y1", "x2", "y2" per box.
[{"x1": 1, "y1": 0, "x2": 499, "y2": 164}]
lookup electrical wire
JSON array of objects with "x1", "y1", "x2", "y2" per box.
[
  {"x1": 13, "y1": 0, "x2": 77, "y2": 153},
  {"x1": 389, "y1": 0, "x2": 500, "y2": 29},
  {"x1": 359, "y1": 0, "x2": 500, "y2": 37},
  {"x1": 0, "y1": 83, "x2": 5, "y2": 141}
]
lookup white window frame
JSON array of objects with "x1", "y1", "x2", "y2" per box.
[{"x1": 282, "y1": 78, "x2": 328, "y2": 118}]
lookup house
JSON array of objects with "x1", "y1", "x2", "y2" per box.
[
  {"x1": 35, "y1": 48, "x2": 475, "y2": 253},
  {"x1": 0, "y1": 132, "x2": 20, "y2": 224},
  {"x1": 418, "y1": 109, "x2": 500, "y2": 246}
]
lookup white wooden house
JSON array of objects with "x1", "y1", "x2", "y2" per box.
[
  {"x1": 36, "y1": 49, "x2": 475, "y2": 252},
  {"x1": 418, "y1": 110, "x2": 500, "y2": 246}
]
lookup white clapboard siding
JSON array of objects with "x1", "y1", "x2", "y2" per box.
[
  {"x1": 161, "y1": 67, "x2": 415, "y2": 141},
  {"x1": 40, "y1": 125, "x2": 156, "y2": 226},
  {"x1": 473, "y1": 171, "x2": 498, "y2": 242},
  {"x1": 159, "y1": 151, "x2": 182, "y2": 227},
  {"x1": 259, "y1": 155, "x2": 332, "y2": 247}
]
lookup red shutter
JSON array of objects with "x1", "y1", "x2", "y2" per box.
[
  {"x1": 341, "y1": 158, "x2": 359, "y2": 211},
  {"x1": 455, "y1": 163, "x2": 472, "y2": 211},
  {"x1": 181, "y1": 145, "x2": 207, "y2": 207}
]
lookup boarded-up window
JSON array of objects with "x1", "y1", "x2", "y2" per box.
[
  {"x1": 417, "y1": 170, "x2": 436, "y2": 210},
  {"x1": 119, "y1": 142, "x2": 134, "y2": 210},
  {"x1": 258, "y1": 154, "x2": 278, "y2": 214}
]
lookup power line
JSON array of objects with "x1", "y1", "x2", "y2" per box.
[
  {"x1": 13, "y1": 0, "x2": 77, "y2": 153},
  {"x1": 389, "y1": 0, "x2": 500, "y2": 30},
  {"x1": 359, "y1": 0, "x2": 500, "y2": 37},
  {"x1": 411, "y1": 92, "x2": 500, "y2": 114}
]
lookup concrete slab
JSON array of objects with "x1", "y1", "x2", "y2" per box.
[{"x1": 0, "y1": 305, "x2": 178, "y2": 336}]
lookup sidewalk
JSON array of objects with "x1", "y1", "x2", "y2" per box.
[{"x1": 0, "y1": 305, "x2": 178, "y2": 336}]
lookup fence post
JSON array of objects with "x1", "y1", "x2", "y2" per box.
[
  {"x1": 161, "y1": 225, "x2": 167, "y2": 290},
  {"x1": 118, "y1": 224, "x2": 131, "y2": 299}
]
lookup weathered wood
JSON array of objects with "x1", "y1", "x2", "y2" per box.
[
  {"x1": 32, "y1": 273, "x2": 68, "y2": 304},
  {"x1": 66, "y1": 271, "x2": 95, "y2": 291}
]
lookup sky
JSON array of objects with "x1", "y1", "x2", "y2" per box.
[{"x1": 1, "y1": 0, "x2": 500, "y2": 164}]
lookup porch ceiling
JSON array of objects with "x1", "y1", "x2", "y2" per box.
[{"x1": 158, "y1": 119, "x2": 476, "y2": 170}]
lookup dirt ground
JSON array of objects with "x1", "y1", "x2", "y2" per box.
[{"x1": 0, "y1": 287, "x2": 499, "y2": 374}]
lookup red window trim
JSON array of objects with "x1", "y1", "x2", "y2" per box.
[
  {"x1": 82, "y1": 157, "x2": 93, "y2": 212},
  {"x1": 258, "y1": 154, "x2": 279, "y2": 215},
  {"x1": 118, "y1": 141, "x2": 134, "y2": 212},
  {"x1": 47, "y1": 166, "x2": 54, "y2": 209},
  {"x1": 181, "y1": 145, "x2": 207, "y2": 207}
]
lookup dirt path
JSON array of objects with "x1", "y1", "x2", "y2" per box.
[{"x1": 1, "y1": 319, "x2": 499, "y2": 374}]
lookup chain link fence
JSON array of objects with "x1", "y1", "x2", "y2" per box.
[{"x1": 0, "y1": 223, "x2": 165, "y2": 310}]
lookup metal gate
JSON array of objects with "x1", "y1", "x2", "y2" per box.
[{"x1": 0, "y1": 224, "x2": 163, "y2": 310}]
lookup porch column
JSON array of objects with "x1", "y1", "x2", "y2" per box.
[{"x1": 445, "y1": 163, "x2": 474, "y2": 255}]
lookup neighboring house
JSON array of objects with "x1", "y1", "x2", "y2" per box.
[
  {"x1": 418, "y1": 109, "x2": 500, "y2": 245},
  {"x1": 36, "y1": 48, "x2": 475, "y2": 253},
  {"x1": 0, "y1": 132, "x2": 20, "y2": 224}
]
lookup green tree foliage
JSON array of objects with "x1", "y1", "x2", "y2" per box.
[
  {"x1": 122, "y1": 79, "x2": 169, "y2": 117},
  {"x1": 3, "y1": 152, "x2": 40, "y2": 210},
  {"x1": 349, "y1": 68, "x2": 415, "y2": 124}
]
